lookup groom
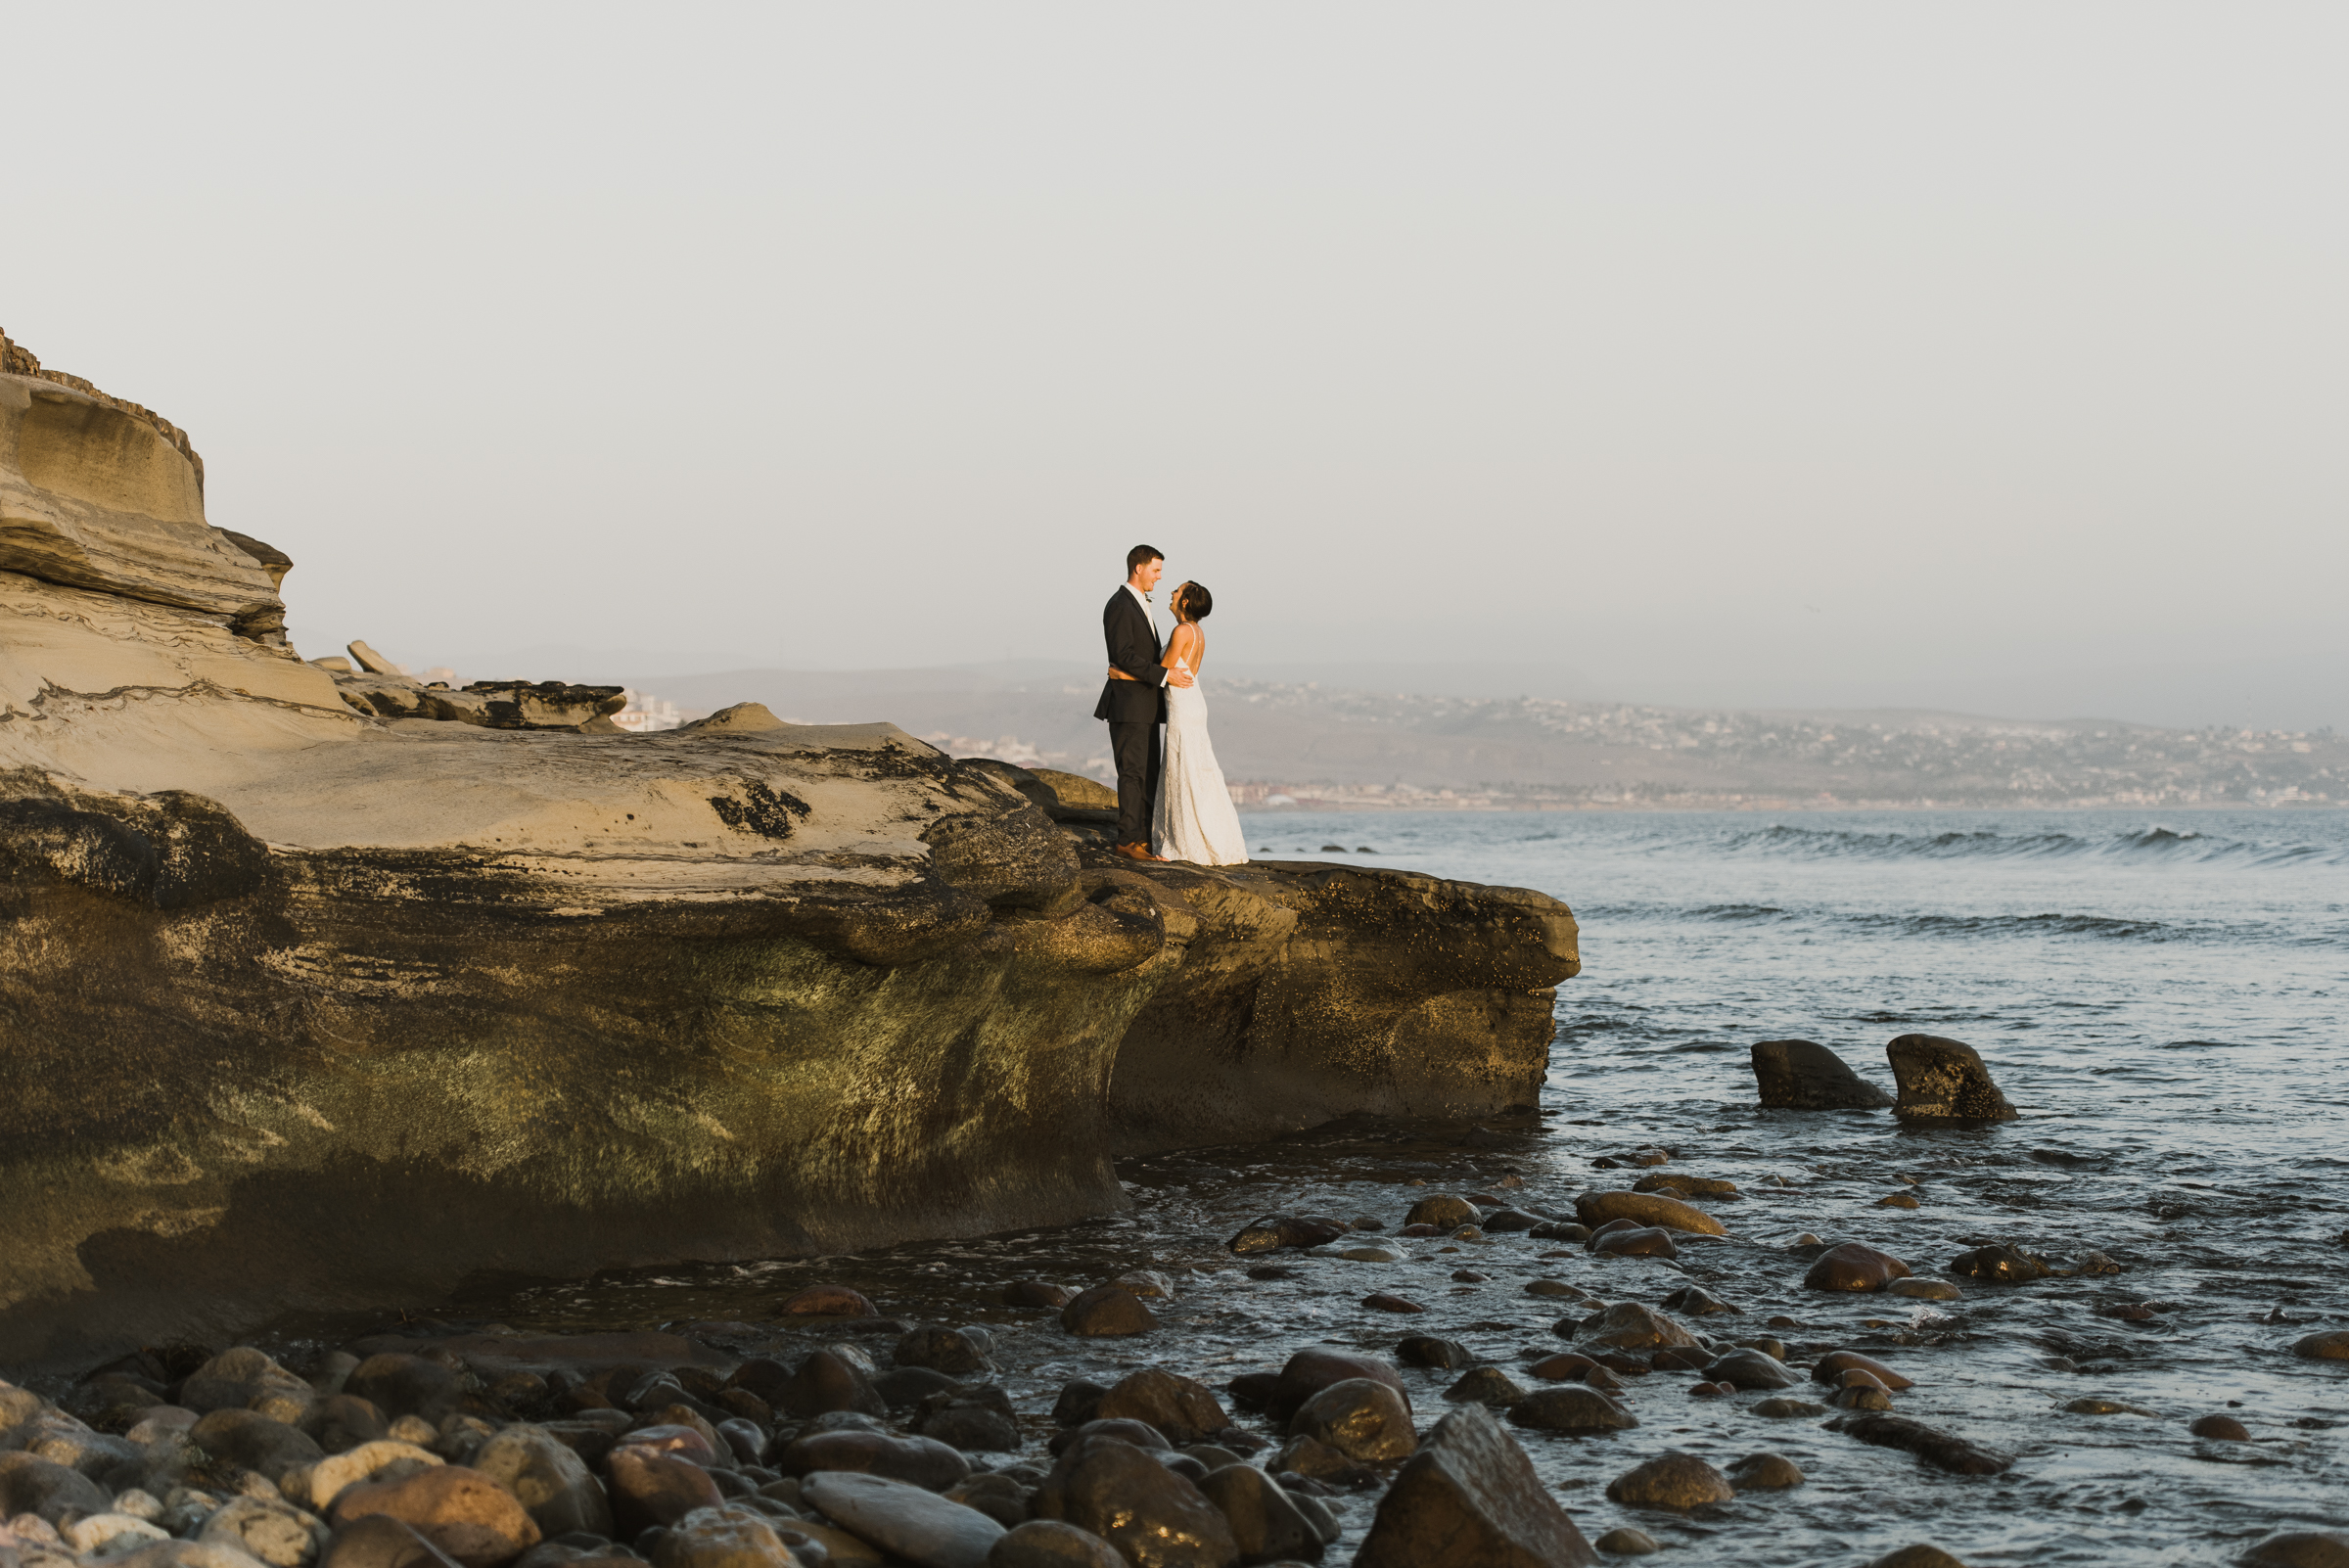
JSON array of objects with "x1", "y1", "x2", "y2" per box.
[{"x1": 1094, "y1": 543, "x2": 1193, "y2": 862}]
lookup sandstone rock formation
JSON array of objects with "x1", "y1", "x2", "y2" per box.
[{"x1": 0, "y1": 337, "x2": 1579, "y2": 1370}]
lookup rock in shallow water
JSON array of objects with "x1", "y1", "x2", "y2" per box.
[
  {"x1": 1396, "y1": 1338, "x2": 1474, "y2": 1371},
  {"x1": 1813, "y1": 1351, "x2": 1914, "y2": 1391},
  {"x1": 1442, "y1": 1368, "x2": 1526, "y2": 1409},
  {"x1": 1828, "y1": 1413, "x2": 2012, "y2": 1475},
  {"x1": 1725, "y1": 1451, "x2": 1805, "y2": 1491},
  {"x1": 1886, "y1": 1034, "x2": 2018, "y2": 1122},
  {"x1": 2189, "y1": 1413, "x2": 2252, "y2": 1441},
  {"x1": 1196, "y1": 1463, "x2": 1326, "y2": 1564},
  {"x1": 1289, "y1": 1380, "x2": 1416, "y2": 1462},
  {"x1": 1506, "y1": 1389, "x2": 1637, "y2": 1435},
  {"x1": 1096, "y1": 1369, "x2": 1228, "y2": 1448},
  {"x1": 1947, "y1": 1243, "x2": 2050, "y2": 1283},
  {"x1": 2238, "y1": 1533, "x2": 2349, "y2": 1567},
  {"x1": 2290, "y1": 1331, "x2": 2349, "y2": 1361},
  {"x1": 1603, "y1": 1451, "x2": 1734, "y2": 1510},
  {"x1": 1573, "y1": 1303, "x2": 1697, "y2": 1352},
  {"x1": 1750, "y1": 1039, "x2": 1894, "y2": 1109},
  {"x1": 1803, "y1": 1243, "x2": 1911, "y2": 1292},
  {"x1": 1353, "y1": 1406, "x2": 1596, "y2": 1568},
  {"x1": 1266, "y1": 1351, "x2": 1409, "y2": 1426},
  {"x1": 1573, "y1": 1191, "x2": 1725, "y2": 1237},
  {"x1": 1033, "y1": 1436, "x2": 1237, "y2": 1568},
  {"x1": 1703, "y1": 1350, "x2": 1799, "y2": 1391},
  {"x1": 1058, "y1": 1288, "x2": 1156, "y2": 1339},
  {"x1": 1590, "y1": 1226, "x2": 1679, "y2": 1260},
  {"x1": 1405, "y1": 1195, "x2": 1482, "y2": 1230},
  {"x1": 1593, "y1": 1527, "x2": 1659, "y2": 1556},
  {"x1": 1866, "y1": 1549, "x2": 1969, "y2": 1568}
]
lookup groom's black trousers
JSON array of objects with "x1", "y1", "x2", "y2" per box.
[{"x1": 1109, "y1": 719, "x2": 1163, "y2": 847}]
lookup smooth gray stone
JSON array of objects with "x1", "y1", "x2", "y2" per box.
[{"x1": 804, "y1": 1471, "x2": 1006, "y2": 1568}]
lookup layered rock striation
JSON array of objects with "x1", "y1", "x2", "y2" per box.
[{"x1": 0, "y1": 339, "x2": 1579, "y2": 1371}]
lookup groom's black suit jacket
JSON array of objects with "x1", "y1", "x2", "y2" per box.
[{"x1": 1093, "y1": 587, "x2": 1169, "y2": 724}]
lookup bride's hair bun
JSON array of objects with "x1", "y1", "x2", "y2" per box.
[{"x1": 1177, "y1": 581, "x2": 1213, "y2": 621}]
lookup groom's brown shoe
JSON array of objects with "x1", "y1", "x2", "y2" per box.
[{"x1": 1112, "y1": 842, "x2": 1163, "y2": 862}]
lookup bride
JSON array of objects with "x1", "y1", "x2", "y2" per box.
[{"x1": 1149, "y1": 581, "x2": 1249, "y2": 866}]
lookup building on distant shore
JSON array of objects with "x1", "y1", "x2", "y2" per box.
[{"x1": 613, "y1": 691, "x2": 706, "y2": 733}]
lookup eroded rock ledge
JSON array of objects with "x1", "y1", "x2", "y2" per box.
[{"x1": 0, "y1": 343, "x2": 1578, "y2": 1373}]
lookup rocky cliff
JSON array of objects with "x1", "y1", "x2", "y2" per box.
[{"x1": 0, "y1": 337, "x2": 1578, "y2": 1374}]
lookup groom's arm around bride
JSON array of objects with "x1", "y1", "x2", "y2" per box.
[{"x1": 1093, "y1": 543, "x2": 1191, "y2": 860}]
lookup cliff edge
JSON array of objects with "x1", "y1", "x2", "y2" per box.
[{"x1": 0, "y1": 337, "x2": 1578, "y2": 1372}]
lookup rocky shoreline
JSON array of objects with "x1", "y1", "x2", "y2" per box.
[{"x1": 1, "y1": 341, "x2": 1574, "y2": 1376}]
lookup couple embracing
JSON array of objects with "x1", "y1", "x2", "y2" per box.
[{"x1": 1092, "y1": 544, "x2": 1249, "y2": 866}]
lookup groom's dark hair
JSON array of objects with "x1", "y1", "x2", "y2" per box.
[{"x1": 1126, "y1": 544, "x2": 1164, "y2": 575}]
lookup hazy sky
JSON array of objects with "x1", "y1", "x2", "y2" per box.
[{"x1": 10, "y1": 5, "x2": 2345, "y2": 729}]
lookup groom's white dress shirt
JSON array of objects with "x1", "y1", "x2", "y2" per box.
[{"x1": 1124, "y1": 583, "x2": 1162, "y2": 682}]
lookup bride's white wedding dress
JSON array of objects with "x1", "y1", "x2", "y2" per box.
[{"x1": 1152, "y1": 653, "x2": 1249, "y2": 866}]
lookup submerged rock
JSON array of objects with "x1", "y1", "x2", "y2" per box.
[
  {"x1": 1750, "y1": 1039, "x2": 1894, "y2": 1109},
  {"x1": 1886, "y1": 1034, "x2": 2019, "y2": 1122},
  {"x1": 1828, "y1": 1412, "x2": 2013, "y2": 1475}
]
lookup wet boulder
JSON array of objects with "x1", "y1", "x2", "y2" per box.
[
  {"x1": 1354, "y1": 1405, "x2": 1596, "y2": 1567},
  {"x1": 1504, "y1": 1388, "x2": 1637, "y2": 1436},
  {"x1": 328, "y1": 1465, "x2": 542, "y2": 1568},
  {"x1": 1404, "y1": 1196, "x2": 1482, "y2": 1230},
  {"x1": 1032, "y1": 1435, "x2": 1238, "y2": 1568},
  {"x1": 1265, "y1": 1351, "x2": 1408, "y2": 1426},
  {"x1": 605, "y1": 1449, "x2": 725, "y2": 1537},
  {"x1": 985, "y1": 1519, "x2": 1124, "y2": 1567},
  {"x1": 802, "y1": 1471, "x2": 1007, "y2": 1568},
  {"x1": 182, "y1": 1349, "x2": 318, "y2": 1424},
  {"x1": 1226, "y1": 1216, "x2": 1347, "y2": 1254},
  {"x1": 1572, "y1": 1303, "x2": 1698, "y2": 1352},
  {"x1": 915, "y1": 1386, "x2": 1022, "y2": 1453},
  {"x1": 1196, "y1": 1463, "x2": 1325, "y2": 1565},
  {"x1": 469, "y1": 1426, "x2": 612, "y2": 1539},
  {"x1": 1095, "y1": 1370, "x2": 1229, "y2": 1448},
  {"x1": 345, "y1": 1358, "x2": 461, "y2": 1424},
  {"x1": 1828, "y1": 1412, "x2": 2012, "y2": 1475},
  {"x1": 1603, "y1": 1451, "x2": 1733, "y2": 1510},
  {"x1": 1395, "y1": 1338, "x2": 1474, "y2": 1371},
  {"x1": 1725, "y1": 1452, "x2": 1805, "y2": 1491},
  {"x1": 1886, "y1": 1035, "x2": 2018, "y2": 1122},
  {"x1": 1288, "y1": 1380, "x2": 1415, "y2": 1463},
  {"x1": 1813, "y1": 1352, "x2": 1914, "y2": 1391},
  {"x1": 1750, "y1": 1039, "x2": 1893, "y2": 1109},
  {"x1": 191, "y1": 1410, "x2": 328, "y2": 1481},
  {"x1": 0, "y1": 1452, "x2": 114, "y2": 1523},
  {"x1": 1572, "y1": 1191, "x2": 1725, "y2": 1237},
  {"x1": 304, "y1": 1396, "x2": 394, "y2": 1454},
  {"x1": 1804, "y1": 1243, "x2": 1912, "y2": 1292},
  {"x1": 896, "y1": 1327, "x2": 990, "y2": 1376},
  {"x1": 777, "y1": 1351, "x2": 890, "y2": 1419},
  {"x1": 1590, "y1": 1226, "x2": 1679, "y2": 1260},
  {"x1": 1058, "y1": 1288, "x2": 1156, "y2": 1339},
  {"x1": 1047, "y1": 1420, "x2": 1169, "y2": 1459},
  {"x1": 1948, "y1": 1244, "x2": 2050, "y2": 1284},
  {"x1": 777, "y1": 1430, "x2": 970, "y2": 1492},
  {"x1": 1702, "y1": 1351, "x2": 1799, "y2": 1391}
]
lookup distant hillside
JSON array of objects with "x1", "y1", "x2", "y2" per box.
[{"x1": 631, "y1": 663, "x2": 2345, "y2": 809}]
